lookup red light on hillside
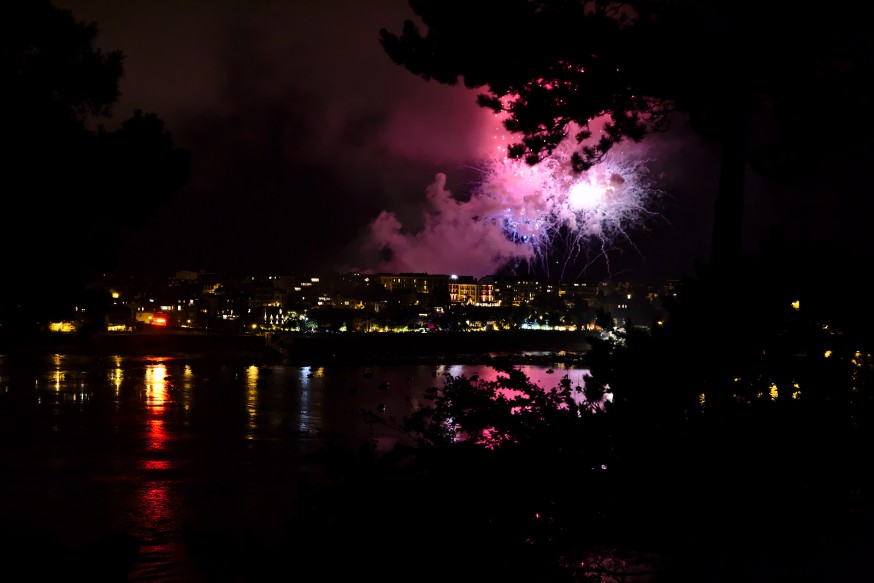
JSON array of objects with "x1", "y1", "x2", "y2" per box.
[{"x1": 152, "y1": 315, "x2": 168, "y2": 326}]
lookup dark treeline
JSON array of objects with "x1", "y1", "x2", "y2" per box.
[{"x1": 1, "y1": 1, "x2": 189, "y2": 335}]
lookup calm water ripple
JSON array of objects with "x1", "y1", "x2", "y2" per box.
[{"x1": 0, "y1": 352, "x2": 586, "y2": 581}]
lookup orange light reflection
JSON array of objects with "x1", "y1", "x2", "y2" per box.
[{"x1": 246, "y1": 365, "x2": 258, "y2": 438}]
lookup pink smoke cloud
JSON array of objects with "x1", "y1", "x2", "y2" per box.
[
  {"x1": 359, "y1": 173, "x2": 534, "y2": 277},
  {"x1": 354, "y1": 117, "x2": 666, "y2": 280}
]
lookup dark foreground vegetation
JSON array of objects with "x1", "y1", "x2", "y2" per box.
[{"x1": 173, "y1": 258, "x2": 872, "y2": 582}]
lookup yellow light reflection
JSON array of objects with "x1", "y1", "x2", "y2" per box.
[
  {"x1": 112, "y1": 367, "x2": 123, "y2": 392},
  {"x1": 179, "y1": 364, "x2": 194, "y2": 411},
  {"x1": 246, "y1": 365, "x2": 258, "y2": 436},
  {"x1": 145, "y1": 364, "x2": 168, "y2": 408},
  {"x1": 51, "y1": 354, "x2": 63, "y2": 391},
  {"x1": 769, "y1": 383, "x2": 778, "y2": 400}
]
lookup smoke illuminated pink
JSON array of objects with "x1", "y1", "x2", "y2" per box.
[{"x1": 362, "y1": 116, "x2": 664, "y2": 279}]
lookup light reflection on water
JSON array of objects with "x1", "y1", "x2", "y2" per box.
[
  {"x1": 246, "y1": 364, "x2": 258, "y2": 439},
  {"x1": 130, "y1": 361, "x2": 195, "y2": 581},
  {"x1": 0, "y1": 353, "x2": 583, "y2": 582}
]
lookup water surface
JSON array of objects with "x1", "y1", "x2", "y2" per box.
[{"x1": 0, "y1": 353, "x2": 586, "y2": 581}]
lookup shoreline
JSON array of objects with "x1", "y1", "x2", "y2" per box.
[
  {"x1": 0, "y1": 329, "x2": 594, "y2": 366},
  {"x1": 276, "y1": 330, "x2": 592, "y2": 365}
]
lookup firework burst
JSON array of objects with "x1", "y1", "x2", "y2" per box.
[
  {"x1": 360, "y1": 118, "x2": 666, "y2": 280},
  {"x1": 475, "y1": 119, "x2": 666, "y2": 279}
]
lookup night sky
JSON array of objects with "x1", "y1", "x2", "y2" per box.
[{"x1": 55, "y1": 0, "x2": 874, "y2": 284}]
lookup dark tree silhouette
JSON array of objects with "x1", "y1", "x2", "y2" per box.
[
  {"x1": 380, "y1": 0, "x2": 873, "y2": 268},
  {"x1": 1, "y1": 1, "x2": 190, "y2": 333}
]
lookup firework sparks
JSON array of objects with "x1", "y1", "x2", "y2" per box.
[{"x1": 473, "y1": 118, "x2": 666, "y2": 279}]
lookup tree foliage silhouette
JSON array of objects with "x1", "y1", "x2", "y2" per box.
[
  {"x1": 1, "y1": 1, "x2": 190, "y2": 330},
  {"x1": 380, "y1": 0, "x2": 873, "y2": 266}
]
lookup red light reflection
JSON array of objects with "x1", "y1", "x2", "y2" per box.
[
  {"x1": 142, "y1": 459, "x2": 170, "y2": 471},
  {"x1": 146, "y1": 418, "x2": 167, "y2": 452},
  {"x1": 136, "y1": 481, "x2": 171, "y2": 531}
]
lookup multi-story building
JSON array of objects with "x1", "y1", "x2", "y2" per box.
[
  {"x1": 377, "y1": 272, "x2": 450, "y2": 298},
  {"x1": 448, "y1": 275, "x2": 478, "y2": 304},
  {"x1": 477, "y1": 279, "x2": 495, "y2": 304},
  {"x1": 480, "y1": 275, "x2": 549, "y2": 306},
  {"x1": 559, "y1": 279, "x2": 599, "y2": 308},
  {"x1": 593, "y1": 283, "x2": 660, "y2": 330}
]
